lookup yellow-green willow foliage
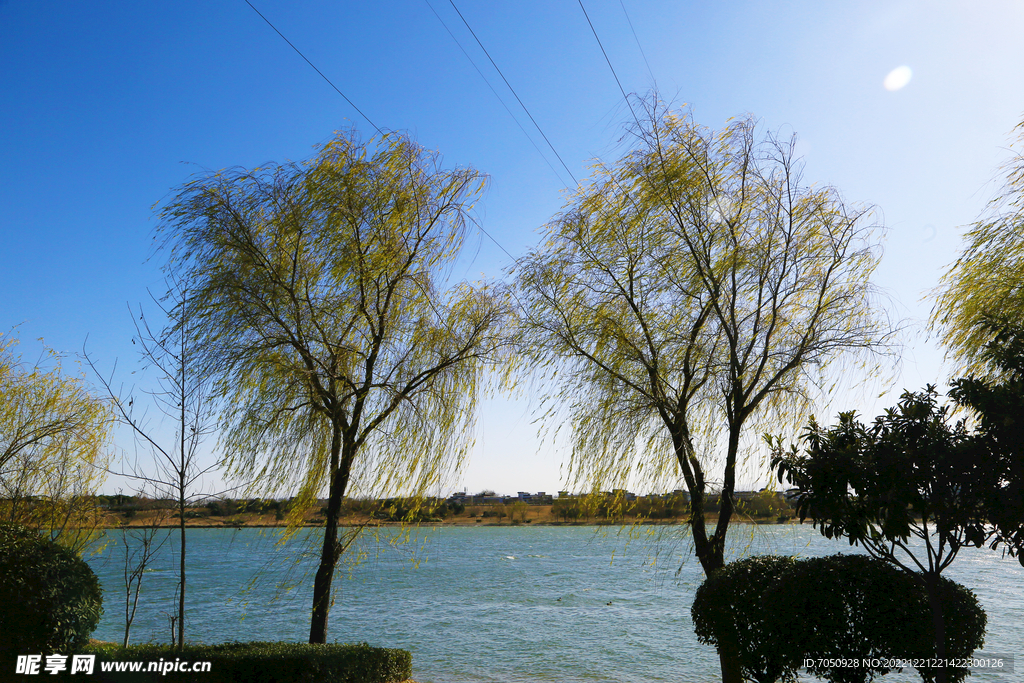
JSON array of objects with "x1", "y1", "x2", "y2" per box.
[
  {"x1": 514, "y1": 104, "x2": 896, "y2": 577},
  {"x1": 157, "y1": 131, "x2": 511, "y2": 643},
  {"x1": 0, "y1": 333, "x2": 110, "y2": 553},
  {"x1": 932, "y1": 120, "x2": 1024, "y2": 374}
]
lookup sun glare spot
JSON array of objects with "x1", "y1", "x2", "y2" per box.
[{"x1": 883, "y1": 66, "x2": 913, "y2": 91}]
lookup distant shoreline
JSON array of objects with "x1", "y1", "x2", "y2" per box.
[
  {"x1": 92, "y1": 493, "x2": 799, "y2": 531},
  {"x1": 96, "y1": 514, "x2": 802, "y2": 530}
]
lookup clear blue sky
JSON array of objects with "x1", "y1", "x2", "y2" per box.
[{"x1": 2, "y1": 1, "x2": 1023, "y2": 497}]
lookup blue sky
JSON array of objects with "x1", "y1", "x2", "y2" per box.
[{"x1": 2, "y1": 1, "x2": 1023, "y2": 496}]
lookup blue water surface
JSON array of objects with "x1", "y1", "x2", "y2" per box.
[{"x1": 84, "y1": 523, "x2": 1023, "y2": 683}]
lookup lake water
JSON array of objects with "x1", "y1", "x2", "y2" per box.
[{"x1": 83, "y1": 524, "x2": 1023, "y2": 683}]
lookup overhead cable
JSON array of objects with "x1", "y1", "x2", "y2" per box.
[
  {"x1": 448, "y1": 0, "x2": 580, "y2": 188},
  {"x1": 242, "y1": 0, "x2": 384, "y2": 137},
  {"x1": 618, "y1": 0, "x2": 657, "y2": 87},
  {"x1": 577, "y1": 0, "x2": 641, "y2": 132},
  {"x1": 241, "y1": 1, "x2": 521, "y2": 264},
  {"x1": 423, "y1": 0, "x2": 570, "y2": 189}
]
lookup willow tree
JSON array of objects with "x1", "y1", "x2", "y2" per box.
[
  {"x1": 932, "y1": 119, "x2": 1024, "y2": 371},
  {"x1": 514, "y1": 105, "x2": 896, "y2": 683},
  {"x1": 0, "y1": 333, "x2": 110, "y2": 553},
  {"x1": 158, "y1": 131, "x2": 509, "y2": 643}
]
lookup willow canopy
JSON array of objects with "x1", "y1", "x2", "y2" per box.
[
  {"x1": 0, "y1": 333, "x2": 110, "y2": 553},
  {"x1": 933, "y1": 119, "x2": 1024, "y2": 373},
  {"x1": 157, "y1": 131, "x2": 510, "y2": 643},
  {"x1": 513, "y1": 104, "x2": 897, "y2": 682}
]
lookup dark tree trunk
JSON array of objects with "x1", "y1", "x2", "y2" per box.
[
  {"x1": 177, "y1": 492, "x2": 185, "y2": 650},
  {"x1": 675, "y1": 424, "x2": 741, "y2": 683},
  {"x1": 308, "y1": 506, "x2": 338, "y2": 643},
  {"x1": 925, "y1": 574, "x2": 949, "y2": 683},
  {"x1": 309, "y1": 427, "x2": 350, "y2": 644},
  {"x1": 718, "y1": 644, "x2": 744, "y2": 683},
  {"x1": 309, "y1": 473, "x2": 343, "y2": 643}
]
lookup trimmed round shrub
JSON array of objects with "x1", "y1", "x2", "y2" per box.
[
  {"x1": 0, "y1": 523, "x2": 103, "y2": 656},
  {"x1": 916, "y1": 578, "x2": 987, "y2": 683},
  {"x1": 692, "y1": 555, "x2": 802, "y2": 683},
  {"x1": 772, "y1": 555, "x2": 932, "y2": 683},
  {"x1": 772, "y1": 555, "x2": 986, "y2": 683},
  {"x1": 692, "y1": 554, "x2": 986, "y2": 683}
]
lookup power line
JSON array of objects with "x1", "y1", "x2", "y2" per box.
[
  {"x1": 242, "y1": 0, "x2": 384, "y2": 137},
  {"x1": 242, "y1": 1, "x2": 521, "y2": 265},
  {"x1": 448, "y1": 0, "x2": 580, "y2": 188},
  {"x1": 423, "y1": 0, "x2": 570, "y2": 189},
  {"x1": 575, "y1": 0, "x2": 683, "y2": 259},
  {"x1": 577, "y1": 0, "x2": 641, "y2": 132},
  {"x1": 618, "y1": 0, "x2": 656, "y2": 87}
]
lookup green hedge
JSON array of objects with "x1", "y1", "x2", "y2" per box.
[{"x1": 72, "y1": 642, "x2": 410, "y2": 683}]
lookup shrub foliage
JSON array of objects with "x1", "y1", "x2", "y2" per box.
[
  {"x1": 0, "y1": 523, "x2": 103, "y2": 656},
  {"x1": 691, "y1": 555, "x2": 799, "y2": 683},
  {"x1": 692, "y1": 554, "x2": 985, "y2": 683}
]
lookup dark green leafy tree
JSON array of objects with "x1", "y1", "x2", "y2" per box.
[
  {"x1": 157, "y1": 131, "x2": 511, "y2": 643},
  {"x1": 769, "y1": 389, "x2": 992, "y2": 683}
]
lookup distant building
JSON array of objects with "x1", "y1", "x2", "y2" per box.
[
  {"x1": 610, "y1": 488, "x2": 636, "y2": 502},
  {"x1": 447, "y1": 491, "x2": 556, "y2": 505}
]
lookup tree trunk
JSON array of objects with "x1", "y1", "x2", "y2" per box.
[
  {"x1": 718, "y1": 643, "x2": 744, "y2": 683},
  {"x1": 178, "y1": 493, "x2": 186, "y2": 650},
  {"x1": 669, "y1": 419, "x2": 742, "y2": 683},
  {"x1": 309, "y1": 476, "x2": 342, "y2": 643},
  {"x1": 685, "y1": 492, "x2": 739, "y2": 682},
  {"x1": 681, "y1": 425, "x2": 742, "y2": 683},
  {"x1": 695, "y1": 543, "x2": 740, "y2": 683},
  {"x1": 925, "y1": 575, "x2": 948, "y2": 683},
  {"x1": 309, "y1": 428, "x2": 349, "y2": 644}
]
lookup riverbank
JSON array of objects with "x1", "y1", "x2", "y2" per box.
[{"x1": 95, "y1": 504, "x2": 798, "y2": 529}]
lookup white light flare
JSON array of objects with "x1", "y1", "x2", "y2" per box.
[{"x1": 883, "y1": 65, "x2": 913, "y2": 91}]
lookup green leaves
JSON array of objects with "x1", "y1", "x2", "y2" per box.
[
  {"x1": 158, "y1": 130, "x2": 512, "y2": 640},
  {"x1": 770, "y1": 388, "x2": 991, "y2": 563},
  {"x1": 693, "y1": 554, "x2": 987, "y2": 683},
  {"x1": 0, "y1": 523, "x2": 104, "y2": 655},
  {"x1": 947, "y1": 318, "x2": 1024, "y2": 563},
  {"x1": 158, "y1": 131, "x2": 507, "y2": 503}
]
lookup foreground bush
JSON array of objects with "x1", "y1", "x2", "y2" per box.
[
  {"x1": 777, "y1": 555, "x2": 985, "y2": 683},
  {"x1": 81, "y1": 642, "x2": 411, "y2": 683},
  {"x1": 691, "y1": 555, "x2": 799, "y2": 683},
  {"x1": 692, "y1": 554, "x2": 986, "y2": 683},
  {"x1": 0, "y1": 523, "x2": 103, "y2": 657}
]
